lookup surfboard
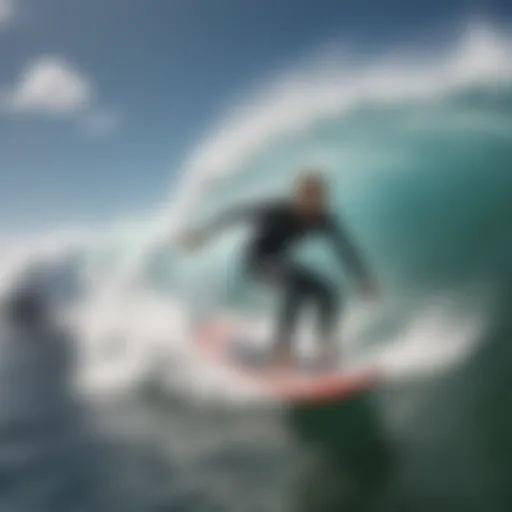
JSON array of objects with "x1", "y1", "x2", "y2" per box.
[{"x1": 195, "y1": 318, "x2": 380, "y2": 403}]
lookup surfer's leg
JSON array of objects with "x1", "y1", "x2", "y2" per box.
[
  {"x1": 273, "y1": 281, "x2": 301, "y2": 360},
  {"x1": 316, "y1": 282, "x2": 340, "y2": 369},
  {"x1": 290, "y1": 267, "x2": 339, "y2": 368},
  {"x1": 274, "y1": 264, "x2": 339, "y2": 366},
  {"x1": 271, "y1": 263, "x2": 309, "y2": 369},
  {"x1": 253, "y1": 259, "x2": 308, "y2": 369},
  {"x1": 317, "y1": 281, "x2": 338, "y2": 344},
  {"x1": 251, "y1": 259, "x2": 334, "y2": 369}
]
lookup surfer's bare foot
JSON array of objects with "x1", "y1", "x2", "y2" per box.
[
  {"x1": 318, "y1": 346, "x2": 340, "y2": 372},
  {"x1": 271, "y1": 346, "x2": 294, "y2": 375}
]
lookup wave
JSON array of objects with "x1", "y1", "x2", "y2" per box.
[{"x1": 2, "y1": 21, "x2": 511, "y2": 404}]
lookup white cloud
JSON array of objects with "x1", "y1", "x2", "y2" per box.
[
  {"x1": 0, "y1": 0, "x2": 14, "y2": 25},
  {"x1": 1, "y1": 55, "x2": 120, "y2": 135},
  {"x1": 6, "y1": 56, "x2": 92, "y2": 114}
]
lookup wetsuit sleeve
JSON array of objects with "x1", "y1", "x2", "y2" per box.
[
  {"x1": 198, "y1": 202, "x2": 269, "y2": 240},
  {"x1": 323, "y1": 215, "x2": 370, "y2": 282}
]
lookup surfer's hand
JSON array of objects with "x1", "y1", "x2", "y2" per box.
[
  {"x1": 180, "y1": 230, "x2": 204, "y2": 251},
  {"x1": 360, "y1": 279, "x2": 378, "y2": 298}
]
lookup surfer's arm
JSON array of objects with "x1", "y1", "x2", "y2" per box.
[
  {"x1": 324, "y1": 215, "x2": 372, "y2": 285},
  {"x1": 195, "y1": 202, "x2": 269, "y2": 243}
]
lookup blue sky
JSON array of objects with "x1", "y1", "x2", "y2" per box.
[{"x1": 0, "y1": 0, "x2": 510, "y2": 236}]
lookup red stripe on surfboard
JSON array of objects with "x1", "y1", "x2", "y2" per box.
[{"x1": 195, "y1": 320, "x2": 379, "y2": 403}]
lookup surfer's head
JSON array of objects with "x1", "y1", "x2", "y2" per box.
[{"x1": 294, "y1": 170, "x2": 327, "y2": 216}]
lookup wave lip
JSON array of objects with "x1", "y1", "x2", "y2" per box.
[{"x1": 177, "y1": 22, "x2": 511, "y2": 205}]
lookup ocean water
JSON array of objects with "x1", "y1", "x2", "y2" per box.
[{"x1": 1, "y1": 22, "x2": 512, "y2": 512}]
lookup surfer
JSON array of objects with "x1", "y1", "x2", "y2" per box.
[{"x1": 182, "y1": 171, "x2": 377, "y2": 370}]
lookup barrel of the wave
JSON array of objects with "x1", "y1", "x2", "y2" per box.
[{"x1": 285, "y1": 388, "x2": 394, "y2": 511}]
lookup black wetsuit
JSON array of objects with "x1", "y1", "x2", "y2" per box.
[{"x1": 202, "y1": 200, "x2": 369, "y2": 349}]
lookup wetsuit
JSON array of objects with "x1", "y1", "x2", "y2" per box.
[{"x1": 201, "y1": 200, "x2": 370, "y2": 349}]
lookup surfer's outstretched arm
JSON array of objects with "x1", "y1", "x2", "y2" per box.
[
  {"x1": 324, "y1": 215, "x2": 375, "y2": 289},
  {"x1": 183, "y1": 202, "x2": 269, "y2": 249}
]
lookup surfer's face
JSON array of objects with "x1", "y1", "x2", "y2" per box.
[{"x1": 295, "y1": 179, "x2": 325, "y2": 217}]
